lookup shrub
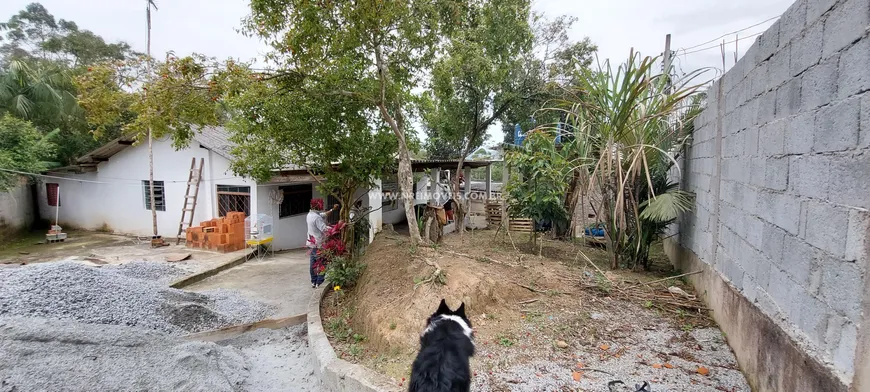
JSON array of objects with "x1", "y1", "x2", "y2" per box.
[{"x1": 325, "y1": 255, "x2": 365, "y2": 289}]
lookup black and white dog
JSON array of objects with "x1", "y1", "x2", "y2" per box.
[{"x1": 408, "y1": 299, "x2": 475, "y2": 392}]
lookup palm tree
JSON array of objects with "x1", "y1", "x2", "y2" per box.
[
  {"x1": 560, "y1": 51, "x2": 705, "y2": 269},
  {"x1": 0, "y1": 60, "x2": 76, "y2": 122},
  {"x1": 145, "y1": 0, "x2": 158, "y2": 237}
]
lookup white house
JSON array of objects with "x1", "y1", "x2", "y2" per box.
[{"x1": 37, "y1": 127, "x2": 384, "y2": 251}]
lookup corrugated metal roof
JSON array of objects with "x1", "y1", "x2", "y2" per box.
[
  {"x1": 194, "y1": 126, "x2": 234, "y2": 160},
  {"x1": 71, "y1": 126, "x2": 237, "y2": 165},
  {"x1": 410, "y1": 159, "x2": 495, "y2": 170},
  {"x1": 75, "y1": 136, "x2": 135, "y2": 165}
]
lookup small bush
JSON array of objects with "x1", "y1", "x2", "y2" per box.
[
  {"x1": 325, "y1": 255, "x2": 365, "y2": 288},
  {"x1": 326, "y1": 317, "x2": 351, "y2": 341}
]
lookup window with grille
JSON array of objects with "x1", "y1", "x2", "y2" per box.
[
  {"x1": 46, "y1": 183, "x2": 60, "y2": 206},
  {"x1": 216, "y1": 185, "x2": 250, "y2": 217},
  {"x1": 279, "y1": 184, "x2": 312, "y2": 218},
  {"x1": 142, "y1": 180, "x2": 166, "y2": 211}
]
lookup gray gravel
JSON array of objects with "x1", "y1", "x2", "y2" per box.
[
  {"x1": 219, "y1": 324, "x2": 321, "y2": 391},
  {"x1": 0, "y1": 316, "x2": 249, "y2": 392},
  {"x1": 471, "y1": 326, "x2": 750, "y2": 392},
  {"x1": 106, "y1": 260, "x2": 189, "y2": 284},
  {"x1": 0, "y1": 262, "x2": 274, "y2": 334}
]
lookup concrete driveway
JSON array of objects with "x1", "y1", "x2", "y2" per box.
[{"x1": 186, "y1": 249, "x2": 313, "y2": 318}]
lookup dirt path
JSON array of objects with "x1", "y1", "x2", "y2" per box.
[{"x1": 185, "y1": 250, "x2": 312, "y2": 319}]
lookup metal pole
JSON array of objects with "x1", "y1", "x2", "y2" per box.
[
  {"x1": 663, "y1": 34, "x2": 672, "y2": 92},
  {"x1": 55, "y1": 185, "x2": 60, "y2": 227}
]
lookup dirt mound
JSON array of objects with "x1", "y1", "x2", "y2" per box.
[
  {"x1": 340, "y1": 234, "x2": 532, "y2": 355},
  {"x1": 324, "y1": 231, "x2": 750, "y2": 391}
]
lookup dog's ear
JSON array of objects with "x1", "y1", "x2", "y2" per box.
[
  {"x1": 435, "y1": 298, "x2": 451, "y2": 315},
  {"x1": 455, "y1": 302, "x2": 466, "y2": 318}
]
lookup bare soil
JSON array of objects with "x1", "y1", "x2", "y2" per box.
[
  {"x1": 321, "y1": 230, "x2": 750, "y2": 391},
  {"x1": 0, "y1": 230, "x2": 129, "y2": 264}
]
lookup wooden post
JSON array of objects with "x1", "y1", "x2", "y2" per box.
[
  {"x1": 485, "y1": 164, "x2": 492, "y2": 202},
  {"x1": 463, "y1": 166, "x2": 471, "y2": 200},
  {"x1": 431, "y1": 168, "x2": 440, "y2": 205},
  {"x1": 501, "y1": 162, "x2": 509, "y2": 228}
]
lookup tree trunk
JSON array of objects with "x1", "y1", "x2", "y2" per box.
[
  {"x1": 563, "y1": 168, "x2": 581, "y2": 238},
  {"x1": 396, "y1": 139, "x2": 422, "y2": 244},
  {"x1": 374, "y1": 44, "x2": 422, "y2": 245},
  {"x1": 453, "y1": 151, "x2": 468, "y2": 234}
]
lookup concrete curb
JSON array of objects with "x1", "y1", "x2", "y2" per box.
[
  {"x1": 168, "y1": 249, "x2": 253, "y2": 289},
  {"x1": 307, "y1": 285, "x2": 402, "y2": 392}
]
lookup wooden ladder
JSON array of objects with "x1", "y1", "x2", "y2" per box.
[{"x1": 176, "y1": 157, "x2": 204, "y2": 244}]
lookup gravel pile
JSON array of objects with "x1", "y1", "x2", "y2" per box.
[
  {"x1": 0, "y1": 262, "x2": 274, "y2": 334},
  {"x1": 105, "y1": 261, "x2": 189, "y2": 284},
  {"x1": 0, "y1": 316, "x2": 249, "y2": 392}
]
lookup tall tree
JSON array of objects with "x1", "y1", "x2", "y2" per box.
[
  {"x1": 423, "y1": 0, "x2": 536, "y2": 233},
  {"x1": 0, "y1": 59, "x2": 76, "y2": 122},
  {"x1": 0, "y1": 3, "x2": 141, "y2": 166},
  {"x1": 1, "y1": 3, "x2": 138, "y2": 67},
  {"x1": 0, "y1": 114, "x2": 57, "y2": 191},
  {"x1": 243, "y1": 0, "x2": 460, "y2": 245},
  {"x1": 500, "y1": 14, "x2": 596, "y2": 144},
  {"x1": 76, "y1": 54, "x2": 226, "y2": 237},
  {"x1": 223, "y1": 69, "x2": 397, "y2": 246}
]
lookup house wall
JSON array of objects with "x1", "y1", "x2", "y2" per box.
[
  {"x1": 0, "y1": 178, "x2": 34, "y2": 237},
  {"x1": 667, "y1": 0, "x2": 869, "y2": 390},
  {"x1": 36, "y1": 138, "x2": 256, "y2": 237},
  {"x1": 257, "y1": 180, "x2": 385, "y2": 251},
  {"x1": 366, "y1": 179, "x2": 383, "y2": 240},
  {"x1": 257, "y1": 182, "x2": 323, "y2": 251},
  {"x1": 352, "y1": 180, "x2": 382, "y2": 243},
  {"x1": 380, "y1": 178, "x2": 406, "y2": 225}
]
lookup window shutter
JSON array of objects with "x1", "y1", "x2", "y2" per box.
[{"x1": 46, "y1": 183, "x2": 60, "y2": 206}]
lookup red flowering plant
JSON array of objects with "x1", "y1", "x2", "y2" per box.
[
  {"x1": 312, "y1": 220, "x2": 347, "y2": 274},
  {"x1": 314, "y1": 220, "x2": 364, "y2": 289}
]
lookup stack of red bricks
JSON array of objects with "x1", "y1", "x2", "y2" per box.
[{"x1": 186, "y1": 212, "x2": 246, "y2": 253}]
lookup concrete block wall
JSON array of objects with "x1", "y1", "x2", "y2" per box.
[
  {"x1": 673, "y1": 0, "x2": 869, "y2": 387},
  {"x1": 0, "y1": 178, "x2": 34, "y2": 238}
]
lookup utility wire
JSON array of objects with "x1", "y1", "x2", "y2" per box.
[
  {"x1": 678, "y1": 15, "x2": 780, "y2": 52},
  {"x1": 0, "y1": 167, "x2": 246, "y2": 186},
  {"x1": 680, "y1": 32, "x2": 764, "y2": 56}
]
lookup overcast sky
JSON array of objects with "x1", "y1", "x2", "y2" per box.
[{"x1": 4, "y1": 0, "x2": 794, "y2": 146}]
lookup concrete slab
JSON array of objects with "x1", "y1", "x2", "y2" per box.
[
  {"x1": 185, "y1": 250, "x2": 312, "y2": 319},
  {"x1": 0, "y1": 230, "x2": 247, "y2": 278}
]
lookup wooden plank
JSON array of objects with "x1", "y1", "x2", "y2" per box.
[
  {"x1": 165, "y1": 253, "x2": 192, "y2": 262},
  {"x1": 509, "y1": 217, "x2": 533, "y2": 232},
  {"x1": 182, "y1": 313, "x2": 307, "y2": 342},
  {"x1": 169, "y1": 249, "x2": 251, "y2": 288}
]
